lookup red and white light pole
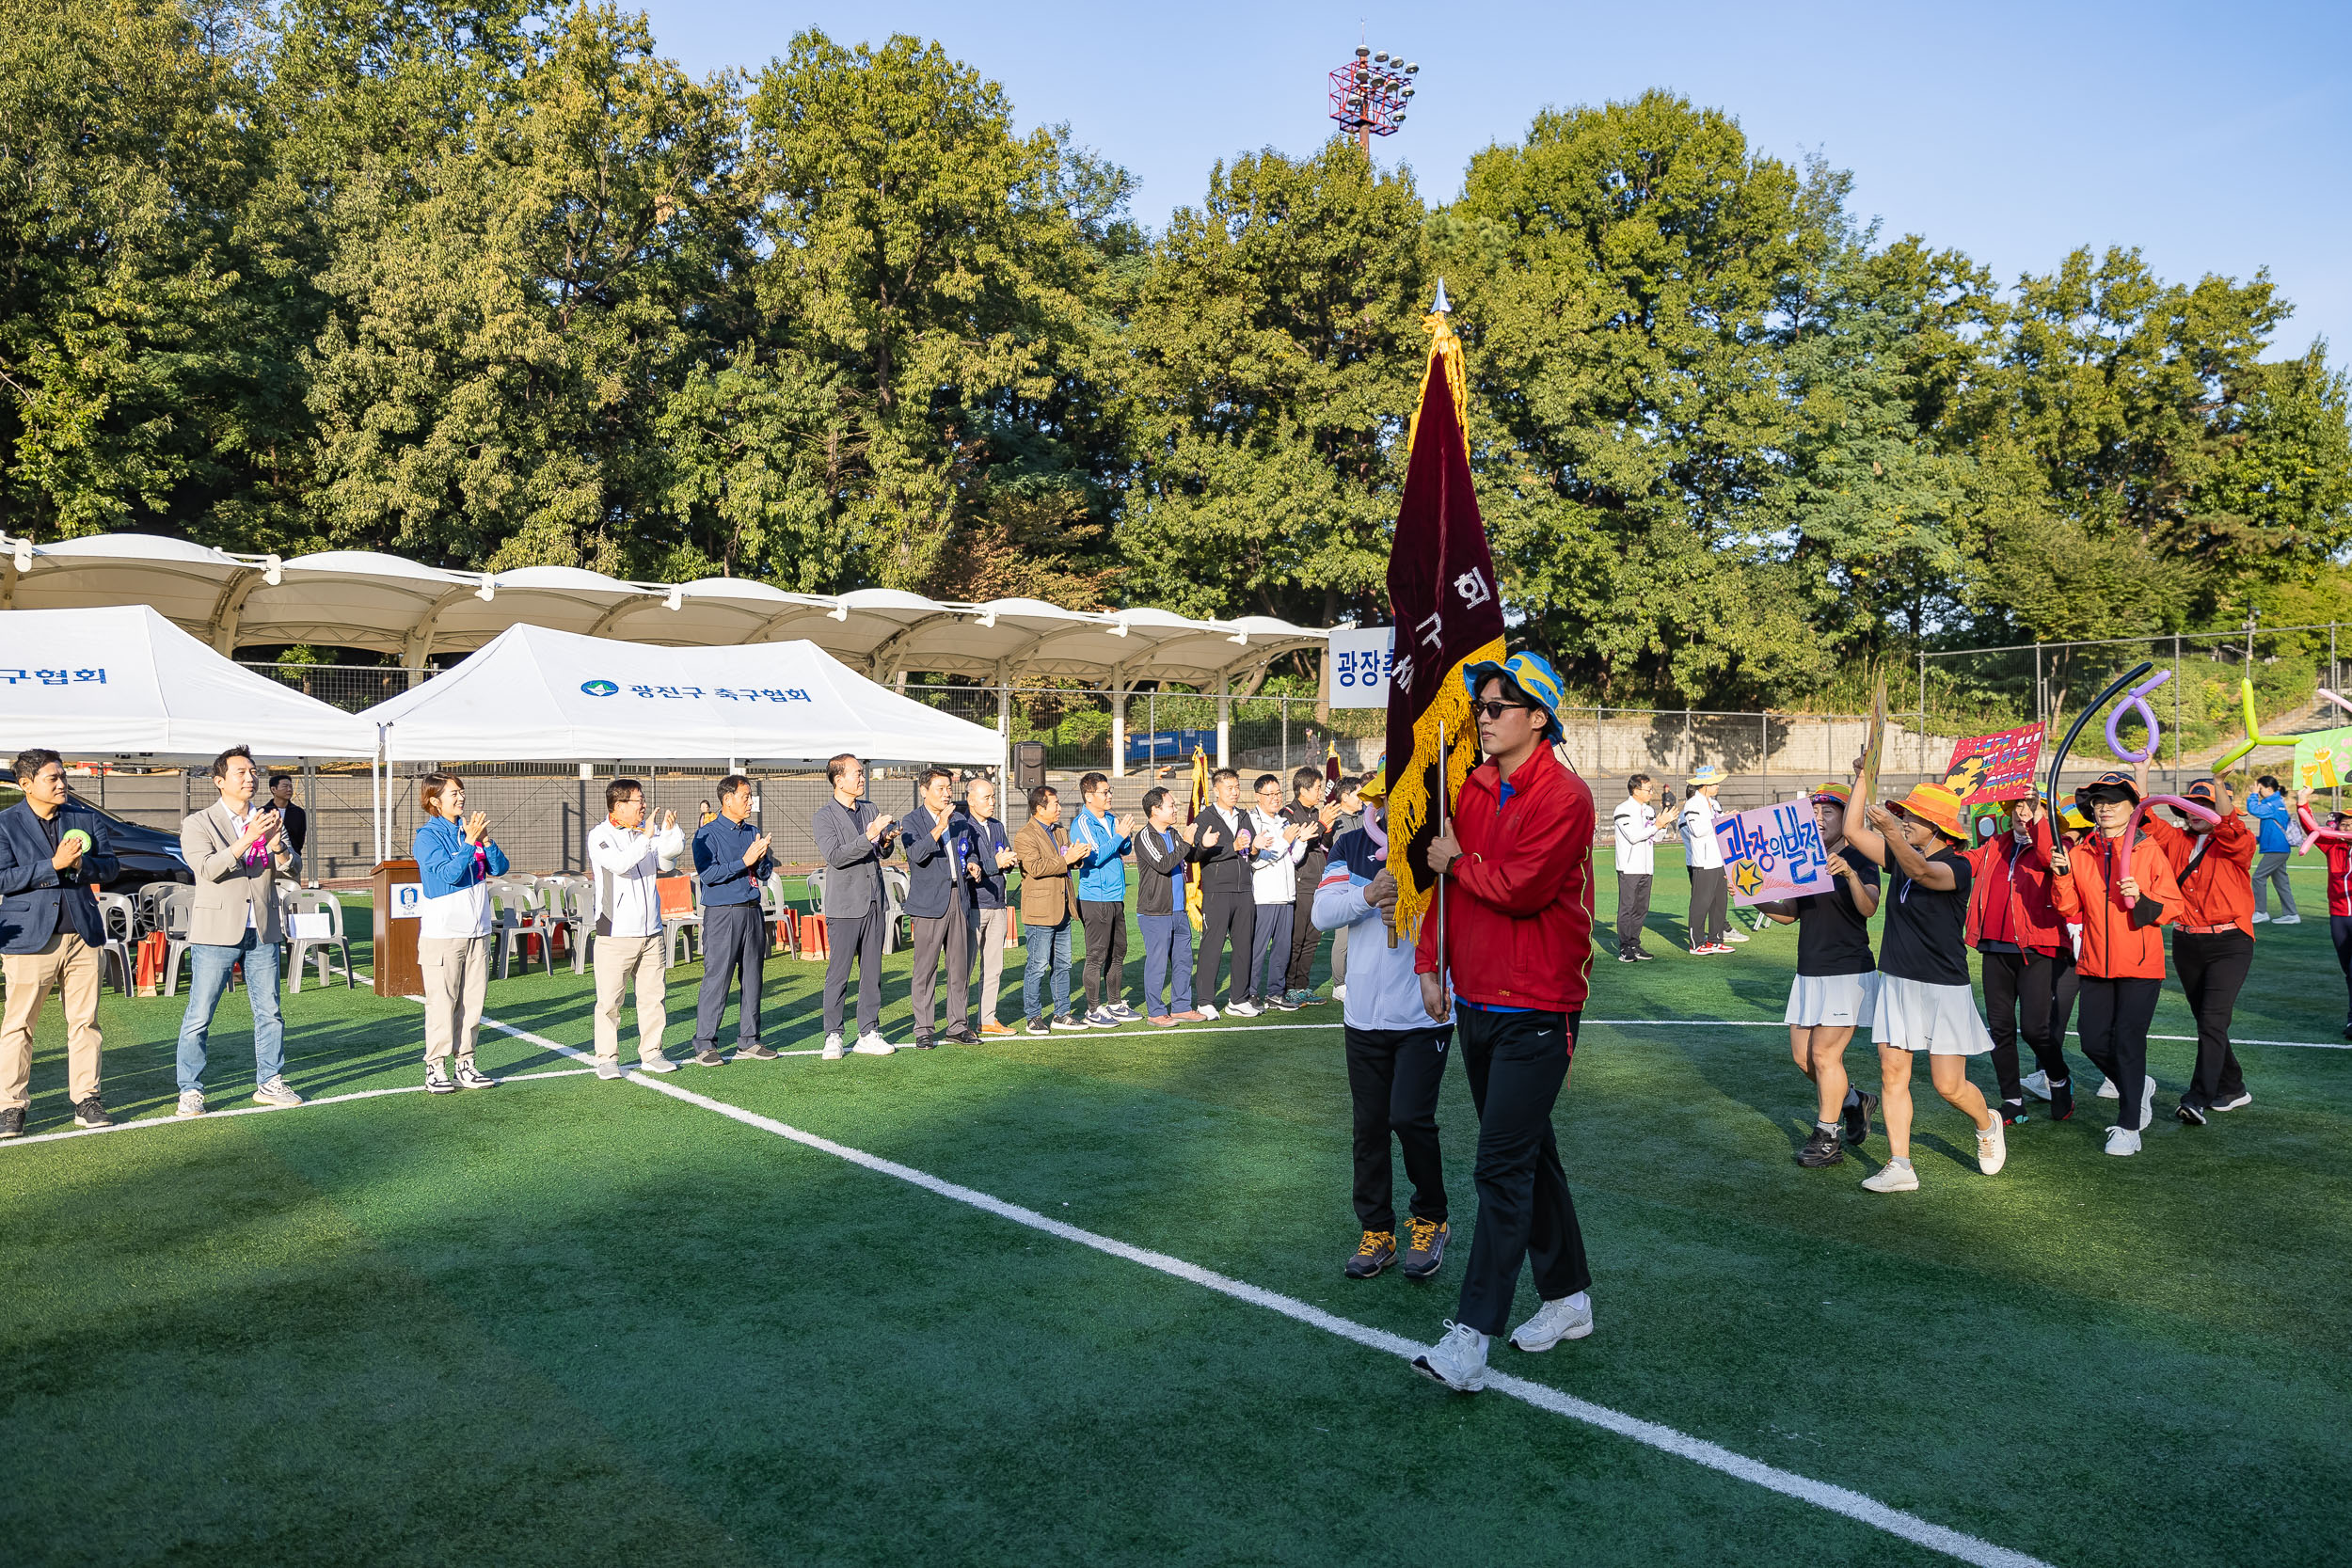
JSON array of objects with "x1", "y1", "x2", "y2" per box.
[{"x1": 1327, "y1": 44, "x2": 1419, "y2": 152}]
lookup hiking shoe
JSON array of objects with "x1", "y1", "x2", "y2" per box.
[
  {"x1": 1344, "y1": 1229, "x2": 1396, "y2": 1279},
  {"x1": 2210, "y1": 1090, "x2": 2252, "y2": 1113},
  {"x1": 1024, "y1": 1018, "x2": 1050, "y2": 1037},
  {"x1": 912, "y1": 1032, "x2": 937, "y2": 1051},
  {"x1": 851, "y1": 1032, "x2": 896, "y2": 1055},
  {"x1": 71, "y1": 1095, "x2": 112, "y2": 1129},
  {"x1": 176, "y1": 1088, "x2": 206, "y2": 1117},
  {"x1": 1401, "y1": 1217, "x2": 1449, "y2": 1280},
  {"x1": 2022, "y1": 1069, "x2": 2053, "y2": 1101},
  {"x1": 691, "y1": 1046, "x2": 727, "y2": 1067},
  {"x1": 1841, "y1": 1089, "x2": 1878, "y2": 1146},
  {"x1": 425, "y1": 1061, "x2": 456, "y2": 1095},
  {"x1": 638, "y1": 1055, "x2": 679, "y2": 1073},
  {"x1": 1862, "y1": 1158, "x2": 1918, "y2": 1193},
  {"x1": 1797, "y1": 1125, "x2": 1845, "y2": 1167},
  {"x1": 1976, "y1": 1114, "x2": 2008, "y2": 1176},
  {"x1": 1226, "y1": 999, "x2": 1262, "y2": 1017},
  {"x1": 1412, "y1": 1322, "x2": 1488, "y2": 1393},
  {"x1": 595, "y1": 1059, "x2": 625, "y2": 1080},
  {"x1": 2175, "y1": 1097, "x2": 2208, "y2": 1126},
  {"x1": 733, "y1": 1042, "x2": 779, "y2": 1061},
  {"x1": 1049, "y1": 1015, "x2": 1086, "y2": 1032},
  {"x1": 0, "y1": 1106, "x2": 22, "y2": 1138},
  {"x1": 1195, "y1": 1004, "x2": 1221, "y2": 1021},
  {"x1": 1083, "y1": 1007, "x2": 1119, "y2": 1028},
  {"x1": 2000, "y1": 1098, "x2": 2029, "y2": 1126},
  {"x1": 1510, "y1": 1294, "x2": 1594, "y2": 1353},
  {"x1": 2049, "y1": 1080, "x2": 2075, "y2": 1121},
  {"x1": 253, "y1": 1077, "x2": 305, "y2": 1108},
  {"x1": 2105, "y1": 1125, "x2": 2142, "y2": 1156},
  {"x1": 1299, "y1": 989, "x2": 1329, "y2": 1006},
  {"x1": 980, "y1": 1019, "x2": 1015, "y2": 1037},
  {"x1": 821, "y1": 1034, "x2": 846, "y2": 1059}
]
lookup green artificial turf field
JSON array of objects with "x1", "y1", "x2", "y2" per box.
[{"x1": 3, "y1": 852, "x2": 2346, "y2": 1567}]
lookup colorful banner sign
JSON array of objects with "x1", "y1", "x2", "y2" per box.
[
  {"x1": 1942, "y1": 724, "x2": 2043, "y2": 805},
  {"x1": 2295, "y1": 726, "x2": 2352, "y2": 791},
  {"x1": 1715, "y1": 800, "x2": 1835, "y2": 907}
]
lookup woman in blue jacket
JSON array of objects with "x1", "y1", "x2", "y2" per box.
[{"x1": 413, "y1": 772, "x2": 510, "y2": 1093}]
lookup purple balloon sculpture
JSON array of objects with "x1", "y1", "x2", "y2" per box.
[{"x1": 2105, "y1": 669, "x2": 2173, "y2": 764}]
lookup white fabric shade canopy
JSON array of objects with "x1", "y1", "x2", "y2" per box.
[
  {"x1": 0, "y1": 605, "x2": 376, "y2": 760},
  {"x1": 356, "y1": 623, "x2": 1007, "y2": 768},
  {"x1": 0, "y1": 531, "x2": 1327, "y2": 687}
]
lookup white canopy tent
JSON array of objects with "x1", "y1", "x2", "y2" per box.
[
  {"x1": 0, "y1": 605, "x2": 376, "y2": 761},
  {"x1": 354, "y1": 624, "x2": 1008, "y2": 859}
]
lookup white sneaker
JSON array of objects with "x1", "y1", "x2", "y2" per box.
[
  {"x1": 2274, "y1": 914, "x2": 2302, "y2": 926},
  {"x1": 453, "y1": 1060, "x2": 497, "y2": 1090},
  {"x1": 1722, "y1": 929, "x2": 1751, "y2": 943},
  {"x1": 2021, "y1": 1070, "x2": 2052, "y2": 1101},
  {"x1": 175, "y1": 1088, "x2": 205, "y2": 1117},
  {"x1": 1975, "y1": 1114, "x2": 2008, "y2": 1176},
  {"x1": 595, "y1": 1059, "x2": 625, "y2": 1080},
  {"x1": 1195, "y1": 1004, "x2": 1220, "y2": 1021},
  {"x1": 2105, "y1": 1125, "x2": 2142, "y2": 1156},
  {"x1": 852, "y1": 1032, "x2": 896, "y2": 1055},
  {"x1": 1411, "y1": 1321, "x2": 1489, "y2": 1392},
  {"x1": 638, "y1": 1055, "x2": 679, "y2": 1074},
  {"x1": 1227, "y1": 999, "x2": 1262, "y2": 1018},
  {"x1": 820, "y1": 1034, "x2": 845, "y2": 1061},
  {"x1": 2140, "y1": 1075, "x2": 2156, "y2": 1131},
  {"x1": 2096, "y1": 1077, "x2": 2119, "y2": 1099},
  {"x1": 252, "y1": 1076, "x2": 305, "y2": 1108},
  {"x1": 1331, "y1": 984, "x2": 1346, "y2": 1002},
  {"x1": 1509, "y1": 1294, "x2": 1594, "y2": 1353},
  {"x1": 1862, "y1": 1158, "x2": 1918, "y2": 1193},
  {"x1": 2251, "y1": 911, "x2": 2271, "y2": 925}
]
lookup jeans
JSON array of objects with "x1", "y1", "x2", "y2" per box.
[
  {"x1": 1023, "y1": 915, "x2": 1073, "y2": 1022},
  {"x1": 2252, "y1": 851, "x2": 2297, "y2": 917},
  {"x1": 1249, "y1": 902, "x2": 1294, "y2": 1000},
  {"x1": 1138, "y1": 911, "x2": 1194, "y2": 1017},
  {"x1": 1454, "y1": 1007, "x2": 1590, "y2": 1338},
  {"x1": 176, "y1": 930, "x2": 284, "y2": 1093}
]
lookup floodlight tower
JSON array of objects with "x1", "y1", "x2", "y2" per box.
[{"x1": 1327, "y1": 44, "x2": 1419, "y2": 152}]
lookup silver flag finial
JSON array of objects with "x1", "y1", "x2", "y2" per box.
[{"x1": 1431, "y1": 278, "x2": 1452, "y2": 313}]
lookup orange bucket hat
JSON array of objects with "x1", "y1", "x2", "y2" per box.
[{"x1": 1888, "y1": 780, "x2": 1969, "y2": 843}]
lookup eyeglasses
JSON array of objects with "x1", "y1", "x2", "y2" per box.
[{"x1": 1472, "y1": 700, "x2": 1538, "y2": 721}]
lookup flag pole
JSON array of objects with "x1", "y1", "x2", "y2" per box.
[{"x1": 1434, "y1": 720, "x2": 1449, "y2": 985}]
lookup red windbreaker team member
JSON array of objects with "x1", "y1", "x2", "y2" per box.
[
  {"x1": 2137, "y1": 772, "x2": 2256, "y2": 1122},
  {"x1": 2293, "y1": 789, "x2": 2352, "y2": 1039},
  {"x1": 1963, "y1": 792, "x2": 2074, "y2": 1125},
  {"x1": 1410, "y1": 651, "x2": 1597, "y2": 1394},
  {"x1": 2045, "y1": 770, "x2": 2185, "y2": 1156}
]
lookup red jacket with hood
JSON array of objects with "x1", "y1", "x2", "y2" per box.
[
  {"x1": 1963, "y1": 829, "x2": 2066, "y2": 956},
  {"x1": 1415, "y1": 742, "x2": 1596, "y2": 1016},
  {"x1": 2041, "y1": 819, "x2": 2185, "y2": 980}
]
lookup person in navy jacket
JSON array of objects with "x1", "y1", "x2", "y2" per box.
[
  {"x1": 0, "y1": 747, "x2": 119, "y2": 1135},
  {"x1": 690, "y1": 774, "x2": 774, "y2": 1065}
]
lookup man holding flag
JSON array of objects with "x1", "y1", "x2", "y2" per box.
[{"x1": 1377, "y1": 286, "x2": 1600, "y2": 1393}]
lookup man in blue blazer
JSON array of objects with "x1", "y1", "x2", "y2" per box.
[{"x1": 0, "y1": 747, "x2": 119, "y2": 1135}]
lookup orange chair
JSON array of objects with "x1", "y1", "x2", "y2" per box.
[{"x1": 799, "y1": 913, "x2": 829, "y2": 960}]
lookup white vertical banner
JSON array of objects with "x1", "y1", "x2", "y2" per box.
[{"x1": 1327, "y1": 626, "x2": 1395, "y2": 709}]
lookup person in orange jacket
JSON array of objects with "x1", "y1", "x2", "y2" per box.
[
  {"x1": 2045, "y1": 770, "x2": 2185, "y2": 1156},
  {"x1": 2133, "y1": 768, "x2": 2257, "y2": 1122}
]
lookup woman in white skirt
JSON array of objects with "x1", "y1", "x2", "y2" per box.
[
  {"x1": 1843, "y1": 780, "x2": 2007, "y2": 1192},
  {"x1": 1759, "y1": 782, "x2": 1882, "y2": 1168}
]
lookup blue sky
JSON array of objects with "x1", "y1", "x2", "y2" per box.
[{"x1": 638, "y1": 0, "x2": 2352, "y2": 357}]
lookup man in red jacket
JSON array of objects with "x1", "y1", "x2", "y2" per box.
[
  {"x1": 1409, "y1": 650, "x2": 1597, "y2": 1394},
  {"x1": 2136, "y1": 770, "x2": 2258, "y2": 1122}
]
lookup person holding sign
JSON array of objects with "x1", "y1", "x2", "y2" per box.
[
  {"x1": 2045, "y1": 771, "x2": 2185, "y2": 1155},
  {"x1": 1757, "y1": 783, "x2": 1881, "y2": 1168},
  {"x1": 1841, "y1": 781, "x2": 2007, "y2": 1192}
]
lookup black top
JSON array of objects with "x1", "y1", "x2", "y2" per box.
[
  {"x1": 1879, "y1": 847, "x2": 1973, "y2": 987},
  {"x1": 1191, "y1": 804, "x2": 1254, "y2": 895},
  {"x1": 1792, "y1": 857, "x2": 1880, "y2": 977},
  {"x1": 277, "y1": 801, "x2": 308, "y2": 854}
]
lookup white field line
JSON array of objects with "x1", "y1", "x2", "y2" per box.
[
  {"x1": 480, "y1": 1015, "x2": 2054, "y2": 1568},
  {"x1": 0, "y1": 1067, "x2": 600, "y2": 1150},
  {"x1": 1104, "y1": 1018, "x2": 2352, "y2": 1051}
]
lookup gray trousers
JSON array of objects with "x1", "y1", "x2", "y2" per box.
[
  {"x1": 968, "y1": 906, "x2": 1009, "y2": 1022},
  {"x1": 911, "y1": 909, "x2": 971, "y2": 1037},
  {"x1": 692, "y1": 901, "x2": 765, "y2": 1050},
  {"x1": 2252, "y1": 850, "x2": 2298, "y2": 917},
  {"x1": 822, "y1": 911, "x2": 883, "y2": 1038}
]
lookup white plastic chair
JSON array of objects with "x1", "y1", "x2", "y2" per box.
[
  {"x1": 93, "y1": 892, "x2": 137, "y2": 994},
  {"x1": 486, "y1": 879, "x2": 550, "y2": 980},
  {"x1": 283, "y1": 891, "x2": 353, "y2": 992}
]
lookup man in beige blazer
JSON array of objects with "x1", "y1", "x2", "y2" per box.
[{"x1": 174, "y1": 745, "x2": 305, "y2": 1116}]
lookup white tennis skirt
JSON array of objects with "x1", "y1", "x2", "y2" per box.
[
  {"x1": 1784, "y1": 972, "x2": 1880, "y2": 1030},
  {"x1": 1870, "y1": 974, "x2": 1994, "y2": 1056}
]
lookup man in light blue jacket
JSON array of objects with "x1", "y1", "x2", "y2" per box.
[{"x1": 1070, "y1": 771, "x2": 1138, "y2": 1027}]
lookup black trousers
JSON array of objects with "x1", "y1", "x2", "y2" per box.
[
  {"x1": 2333, "y1": 915, "x2": 2352, "y2": 1025},
  {"x1": 691, "y1": 901, "x2": 766, "y2": 1051},
  {"x1": 1193, "y1": 890, "x2": 1256, "y2": 1008},
  {"x1": 2172, "y1": 930, "x2": 2251, "y2": 1105},
  {"x1": 1078, "y1": 897, "x2": 1127, "y2": 1009},
  {"x1": 1979, "y1": 948, "x2": 2074, "y2": 1102},
  {"x1": 1686, "y1": 866, "x2": 1727, "y2": 947},
  {"x1": 1455, "y1": 1008, "x2": 1592, "y2": 1338},
  {"x1": 1345, "y1": 1023, "x2": 1452, "y2": 1233},
  {"x1": 1285, "y1": 872, "x2": 1326, "y2": 991},
  {"x1": 1616, "y1": 873, "x2": 1652, "y2": 955},
  {"x1": 2076, "y1": 975, "x2": 2162, "y2": 1132},
  {"x1": 821, "y1": 910, "x2": 883, "y2": 1038}
]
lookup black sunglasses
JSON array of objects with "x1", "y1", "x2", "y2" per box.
[{"x1": 1472, "y1": 700, "x2": 1539, "y2": 721}]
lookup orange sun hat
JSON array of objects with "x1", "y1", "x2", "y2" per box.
[{"x1": 1888, "y1": 780, "x2": 1970, "y2": 843}]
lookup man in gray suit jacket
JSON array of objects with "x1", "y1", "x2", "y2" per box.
[
  {"x1": 811, "y1": 752, "x2": 898, "y2": 1060},
  {"x1": 175, "y1": 745, "x2": 305, "y2": 1117}
]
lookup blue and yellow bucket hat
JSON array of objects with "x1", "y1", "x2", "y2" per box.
[{"x1": 1461, "y1": 649, "x2": 1565, "y2": 739}]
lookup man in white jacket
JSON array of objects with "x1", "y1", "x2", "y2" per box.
[
  {"x1": 587, "y1": 777, "x2": 686, "y2": 1079},
  {"x1": 1311, "y1": 769, "x2": 1452, "y2": 1283},
  {"x1": 1680, "y1": 764, "x2": 1737, "y2": 954},
  {"x1": 1610, "y1": 774, "x2": 1670, "y2": 962},
  {"x1": 1246, "y1": 773, "x2": 1311, "y2": 1011}
]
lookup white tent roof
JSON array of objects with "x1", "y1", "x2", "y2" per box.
[
  {"x1": 0, "y1": 606, "x2": 376, "y2": 760},
  {"x1": 0, "y1": 531, "x2": 1327, "y2": 687},
  {"x1": 357, "y1": 624, "x2": 1006, "y2": 766}
]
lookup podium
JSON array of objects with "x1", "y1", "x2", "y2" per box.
[{"x1": 371, "y1": 858, "x2": 422, "y2": 997}]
